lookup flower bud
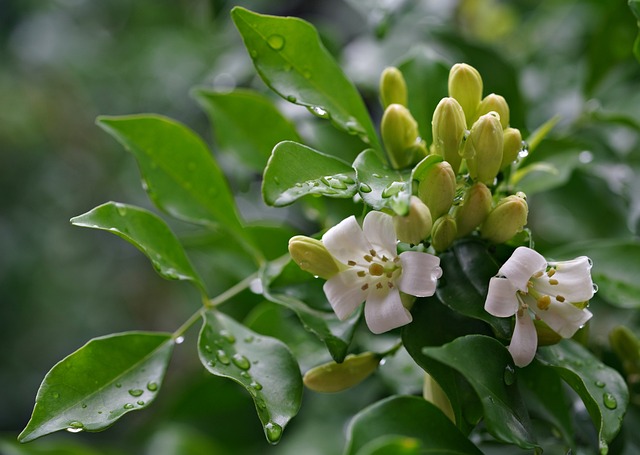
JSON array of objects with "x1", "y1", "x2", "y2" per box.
[
  {"x1": 379, "y1": 67, "x2": 408, "y2": 108},
  {"x1": 448, "y1": 63, "x2": 483, "y2": 127},
  {"x1": 432, "y1": 97, "x2": 466, "y2": 173},
  {"x1": 501, "y1": 127, "x2": 523, "y2": 169},
  {"x1": 609, "y1": 326, "x2": 640, "y2": 376},
  {"x1": 393, "y1": 196, "x2": 433, "y2": 244},
  {"x1": 464, "y1": 112, "x2": 503, "y2": 185},
  {"x1": 481, "y1": 193, "x2": 528, "y2": 244},
  {"x1": 474, "y1": 93, "x2": 509, "y2": 129},
  {"x1": 417, "y1": 161, "x2": 456, "y2": 220},
  {"x1": 431, "y1": 215, "x2": 457, "y2": 252},
  {"x1": 303, "y1": 352, "x2": 380, "y2": 393},
  {"x1": 534, "y1": 319, "x2": 562, "y2": 346},
  {"x1": 381, "y1": 104, "x2": 421, "y2": 169},
  {"x1": 454, "y1": 182, "x2": 492, "y2": 237},
  {"x1": 288, "y1": 235, "x2": 341, "y2": 279},
  {"x1": 423, "y1": 374, "x2": 455, "y2": 423}
]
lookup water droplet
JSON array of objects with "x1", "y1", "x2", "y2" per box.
[
  {"x1": 204, "y1": 344, "x2": 213, "y2": 353},
  {"x1": 116, "y1": 204, "x2": 127, "y2": 216},
  {"x1": 372, "y1": 173, "x2": 382, "y2": 178},
  {"x1": 240, "y1": 371, "x2": 251, "y2": 379},
  {"x1": 286, "y1": 95, "x2": 297, "y2": 103},
  {"x1": 232, "y1": 353, "x2": 251, "y2": 370},
  {"x1": 128, "y1": 389, "x2": 143, "y2": 397},
  {"x1": 265, "y1": 421, "x2": 283, "y2": 444},
  {"x1": 595, "y1": 381, "x2": 605, "y2": 388},
  {"x1": 81, "y1": 403, "x2": 87, "y2": 409},
  {"x1": 115, "y1": 383, "x2": 122, "y2": 388},
  {"x1": 137, "y1": 400, "x2": 145, "y2": 406},
  {"x1": 381, "y1": 181, "x2": 405, "y2": 198},
  {"x1": 338, "y1": 175, "x2": 355, "y2": 184},
  {"x1": 503, "y1": 365, "x2": 516, "y2": 385},
  {"x1": 250, "y1": 50, "x2": 258, "y2": 59},
  {"x1": 53, "y1": 392, "x2": 60, "y2": 399},
  {"x1": 256, "y1": 398, "x2": 267, "y2": 409},
  {"x1": 220, "y1": 330, "x2": 236, "y2": 344},
  {"x1": 267, "y1": 34, "x2": 285, "y2": 50},
  {"x1": 517, "y1": 141, "x2": 529, "y2": 161},
  {"x1": 359, "y1": 183, "x2": 372, "y2": 193},
  {"x1": 123, "y1": 403, "x2": 134, "y2": 410},
  {"x1": 216, "y1": 350, "x2": 231, "y2": 365},
  {"x1": 579, "y1": 150, "x2": 594, "y2": 164},
  {"x1": 207, "y1": 359, "x2": 216, "y2": 367},
  {"x1": 175, "y1": 336, "x2": 184, "y2": 345},
  {"x1": 308, "y1": 105, "x2": 329, "y2": 118},
  {"x1": 273, "y1": 176, "x2": 280, "y2": 185},
  {"x1": 251, "y1": 381, "x2": 263, "y2": 391},
  {"x1": 147, "y1": 381, "x2": 158, "y2": 392},
  {"x1": 66, "y1": 421, "x2": 84, "y2": 433},
  {"x1": 603, "y1": 392, "x2": 617, "y2": 409},
  {"x1": 244, "y1": 335, "x2": 255, "y2": 343},
  {"x1": 592, "y1": 283, "x2": 599, "y2": 293}
]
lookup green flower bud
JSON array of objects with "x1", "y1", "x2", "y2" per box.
[
  {"x1": 417, "y1": 161, "x2": 456, "y2": 220},
  {"x1": 454, "y1": 182, "x2": 492, "y2": 237},
  {"x1": 448, "y1": 63, "x2": 483, "y2": 127},
  {"x1": 431, "y1": 215, "x2": 457, "y2": 252},
  {"x1": 303, "y1": 352, "x2": 380, "y2": 393},
  {"x1": 380, "y1": 66, "x2": 408, "y2": 108},
  {"x1": 534, "y1": 319, "x2": 562, "y2": 346},
  {"x1": 474, "y1": 93, "x2": 510, "y2": 129},
  {"x1": 381, "y1": 104, "x2": 422, "y2": 169},
  {"x1": 464, "y1": 112, "x2": 503, "y2": 185},
  {"x1": 481, "y1": 193, "x2": 528, "y2": 244},
  {"x1": 393, "y1": 196, "x2": 433, "y2": 244},
  {"x1": 423, "y1": 374, "x2": 455, "y2": 423},
  {"x1": 501, "y1": 127, "x2": 522, "y2": 169},
  {"x1": 432, "y1": 97, "x2": 466, "y2": 173},
  {"x1": 288, "y1": 235, "x2": 341, "y2": 279},
  {"x1": 609, "y1": 326, "x2": 640, "y2": 376}
]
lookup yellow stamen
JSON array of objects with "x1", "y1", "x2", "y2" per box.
[
  {"x1": 357, "y1": 271, "x2": 366, "y2": 277},
  {"x1": 370, "y1": 249, "x2": 377, "y2": 257},
  {"x1": 533, "y1": 271, "x2": 544, "y2": 278},
  {"x1": 364, "y1": 255, "x2": 373, "y2": 262},
  {"x1": 556, "y1": 295, "x2": 565, "y2": 302},
  {"x1": 549, "y1": 279, "x2": 559, "y2": 285},
  {"x1": 369, "y1": 263, "x2": 384, "y2": 276},
  {"x1": 376, "y1": 283, "x2": 383, "y2": 289},
  {"x1": 348, "y1": 260, "x2": 356, "y2": 266},
  {"x1": 537, "y1": 295, "x2": 551, "y2": 310},
  {"x1": 361, "y1": 284, "x2": 369, "y2": 291},
  {"x1": 547, "y1": 268, "x2": 556, "y2": 277}
]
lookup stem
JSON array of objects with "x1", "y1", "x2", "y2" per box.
[
  {"x1": 172, "y1": 307, "x2": 205, "y2": 340},
  {"x1": 380, "y1": 339, "x2": 403, "y2": 358}
]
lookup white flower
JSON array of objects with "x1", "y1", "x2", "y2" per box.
[
  {"x1": 485, "y1": 247, "x2": 594, "y2": 367},
  {"x1": 322, "y1": 211, "x2": 442, "y2": 334}
]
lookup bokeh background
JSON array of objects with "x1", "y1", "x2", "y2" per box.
[{"x1": 1, "y1": 0, "x2": 639, "y2": 453}]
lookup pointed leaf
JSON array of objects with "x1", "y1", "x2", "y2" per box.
[
  {"x1": 262, "y1": 141, "x2": 357, "y2": 206},
  {"x1": 198, "y1": 310, "x2": 302, "y2": 445},
  {"x1": 345, "y1": 396, "x2": 483, "y2": 455},
  {"x1": 536, "y1": 340, "x2": 629, "y2": 454},
  {"x1": 231, "y1": 7, "x2": 381, "y2": 152},
  {"x1": 71, "y1": 202, "x2": 206, "y2": 294},
  {"x1": 19, "y1": 332, "x2": 174, "y2": 442}
]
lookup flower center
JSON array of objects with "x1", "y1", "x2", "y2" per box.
[{"x1": 352, "y1": 249, "x2": 401, "y2": 292}]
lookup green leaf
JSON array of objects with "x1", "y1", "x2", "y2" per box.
[
  {"x1": 536, "y1": 340, "x2": 629, "y2": 454},
  {"x1": 344, "y1": 396, "x2": 483, "y2": 455},
  {"x1": 262, "y1": 141, "x2": 358, "y2": 206},
  {"x1": 231, "y1": 7, "x2": 381, "y2": 152},
  {"x1": 96, "y1": 115, "x2": 243, "y2": 233},
  {"x1": 71, "y1": 202, "x2": 206, "y2": 294},
  {"x1": 423, "y1": 335, "x2": 537, "y2": 449},
  {"x1": 353, "y1": 149, "x2": 411, "y2": 215},
  {"x1": 512, "y1": 150, "x2": 583, "y2": 195},
  {"x1": 193, "y1": 88, "x2": 300, "y2": 171},
  {"x1": 19, "y1": 332, "x2": 174, "y2": 442},
  {"x1": 198, "y1": 310, "x2": 302, "y2": 445}
]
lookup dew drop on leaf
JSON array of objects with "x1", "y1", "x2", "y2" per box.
[
  {"x1": 128, "y1": 389, "x2": 143, "y2": 397},
  {"x1": 503, "y1": 364, "x2": 516, "y2": 385},
  {"x1": 265, "y1": 421, "x2": 283, "y2": 444},
  {"x1": 175, "y1": 336, "x2": 184, "y2": 345},
  {"x1": 250, "y1": 381, "x2": 263, "y2": 391},
  {"x1": 250, "y1": 50, "x2": 258, "y2": 59},
  {"x1": 286, "y1": 95, "x2": 297, "y2": 103},
  {"x1": 359, "y1": 183, "x2": 372, "y2": 193},
  {"x1": 595, "y1": 380, "x2": 605, "y2": 388},
  {"x1": 603, "y1": 392, "x2": 618, "y2": 409},
  {"x1": 267, "y1": 34, "x2": 285, "y2": 50},
  {"x1": 137, "y1": 400, "x2": 145, "y2": 406},
  {"x1": 232, "y1": 353, "x2": 251, "y2": 370},
  {"x1": 53, "y1": 392, "x2": 60, "y2": 399},
  {"x1": 147, "y1": 381, "x2": 158, "y2": 392},
  {"x1": 216, "y1": 350, "x2": 231, "y2": 365},
  {"x1": 115, "y1": 383, "x2": 122, "y2": 388},
  {"x1": 116, "y1": 204, "x2": 127, "y2": 217},
  {"x1": 66, "y1": 421, "x2": 84, "y2": 433},
  {"x1": 220, "y1": 330, "x2": 236, "y2": 344},
  {"x1": 123, "y1": 403, "x2": 134, "y2": 410},
  {"x1": 204, "y1": 344, "x2": 213, "y2": 353}
]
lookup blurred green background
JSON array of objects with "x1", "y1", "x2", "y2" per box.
[{"x1": 1, "y1": 0, "x2": 639, "y2": 453}]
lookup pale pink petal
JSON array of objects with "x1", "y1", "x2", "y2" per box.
[
  {"x1": 323, "y1": 270, "x2": 367, "y2": 320},
  {"x1": 499, "y1": 247, "x2": 546, "y2": 291},
  {"x1": 396, "y1": 251, "x2": 442, "y2": 297},
  {"x1": 533, "y1": 301, "x2": 592, "y2": 338},
  {"x1": 509, "y1": 309, "x2": 537, "y2": 367},
  {"x1": 364, "y1": 287, "x2": 412, "y2": 334},
  {"x1": 322, "y1": 215, "x2": 372, "y2": 265},
  {"x1": 485, "y1": 277, "x2": 519, "y2": 317},
  {"x1": 362, "y1": 211, "x2": 397, "y2": 258},
  {"x1": 535, "y1": 256, "x2": 594, "y2": 303}
]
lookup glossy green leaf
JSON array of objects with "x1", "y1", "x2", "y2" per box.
[
  {"x1": 193, "y1": 88, "x2": 300, "y2": 171},
  {"x1": 198, "y1": 310, "x2": 302, "y2": 445},
  {"x1": 231, "y1": 7, "x2": 381, "y2": 152},
  {"x1": 536, "y1": 340, "x2": 629, "y2": 454},
  {"x1": 423, "y1": 335, "x2": 537, "y2": 449},
  {"x1": 353, "y1": 149, "x2": 411, "y2": 215},
  {"x1": 344, "y1": 396, "x2": 483, "y2": 455},
  {"x1": 96, "y1": 115, "x2": 243, "y2": 233},
  {"x1": 512, "y1": 150, "x2": 582, "y2": 195},
  {"x1": 262, "y1": 141, "x2": 357, "y2": 206},
  {"x1": 19, "y1": 332, "x2": 174, "y2": 442},
  {"x1": 353, "y1": 435, "x2": 423, "y2": 455},
  {"x1": 71, "y1": 202, "x2": 206, "y2": 294}
]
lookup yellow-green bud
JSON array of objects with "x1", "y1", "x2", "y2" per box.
[
  {"x1": 381, "y1": 104, "x2": 421, "y2": 169},
  {"x1": 393, "y1": 196, "x2": 433, "y2": 244},
  {"x1": 432, "y1": 97, "x2": 467, "y2": 173},
  {"x1": 380, "y1": 67, "x2": 408, "y2": 108},
  {"x1": 481, "y1": 193, "x2": 528, "y2": 244},
  {"x1": 303, "y1": 352, "x2": 380, "y2": 393},
  {"x1": 448, "y1": 63, "x2": 483, "y2": 127},
  {"x1": 501, "y1": 127, "x2": 522, "y2": 169},
  {"x1": 534, "y1": 319, "x2": 562, "y2": 346},
  {"x1": 288, "y1": 235, "x2": 341, "y2": 280},
  {"x1": 417, "y1": 161, "x2": 456, "y2": 219},
  {"x1": 474, "y1": 93, "x2": 510, "y2": 129},
  {"x1": 423, "y1": 374, "x2": 455, "y2": 423},
  {"x1": 464, "y1": 112, "x2": 504, "y2": 185},
  {"x1": 454, "y1": 182, "x2": 492, "y2": 237},
  {"x1": 431, "y1": 215, "x2": 457, "y2": 252}
]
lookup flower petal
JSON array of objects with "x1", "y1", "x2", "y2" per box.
[
  {"x1": 499, "y1": 247, "x2": 546, "y2": 291},
  {"x1": 364, "y1": 287, "x2": 412, "y2": 334},
  {"x1": 322, "y1": 215, "x2": 372, "y2": 265},
  {"x1": 509, "y1": 309, "x2": 537, "y2": 367},
  {"x1": 323, "y1": 270, "x2": 367, "y2": 320},
  {"x1": 396, "y1": 251, "x2": 442, "y2": 297},
  {"x1": 485, "y1": 277, "x2": 519, "y2": 317},
  {"x1": 533, "y1": 301, "x2": 593, "y2": 338},
  {"x1": 362, "y1": 211, "x2": 397, "y2": 258},
  {"x1": 535, "y1": 256, "x2": 594, "y2": 303}
]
